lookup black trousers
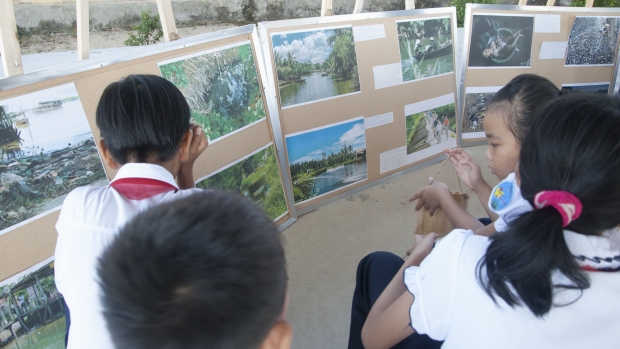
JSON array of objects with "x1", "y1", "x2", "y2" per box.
[{"x1": 348, "y1": 252, "x2": 443, "y2": 349}]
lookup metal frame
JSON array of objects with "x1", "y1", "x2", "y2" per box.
[
  {"x1": 459, "y1": 4, "x2": 620, "y2": 147},
  {"x1": 258, "y1": 7, "x2": 458, "y2": 217},
  {"x1": 0, "y1": 25, "x2": 256, "y2": 91}
]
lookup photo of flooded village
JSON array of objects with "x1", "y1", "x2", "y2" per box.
[
  {"x1": 463, "y1": 92, "x2": 495, "y2": 133},
  {"x1": 0, "y1": 258, "x2": 66, "y2": 349},
  {"x1": 397, "y1": 17, "x2": 453, "y2": 82},
  {"x1": 286, "y1": 118, "x2": 367, "y2": 203},
  {"x1": 272, "y1": 26, "x2": 361, "y2": 108},
  {"x1": 0, "y1": 83, "x2": 107, "y2": 234}
]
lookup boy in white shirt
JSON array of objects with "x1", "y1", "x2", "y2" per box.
[{"x1": 54, "y1": 74, "x2": 208, "y2": 349}]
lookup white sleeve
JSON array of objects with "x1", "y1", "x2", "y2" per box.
[
  {"x1": 494, "y1": 217, "x2": 509, "y2": 233},
  {"x1": 403, "y1": 229, "x2": 472, "y2": 341}
]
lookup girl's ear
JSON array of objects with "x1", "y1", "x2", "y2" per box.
[
  {"x1": 98, "y1": 139, "x2": 121, "y2": 170},
  {"x1": 515, "y1": 163, "x2": 521, "y2": 186},
  {"x1": 177, "y1": 129, "x2": 193, "y2": 162}
]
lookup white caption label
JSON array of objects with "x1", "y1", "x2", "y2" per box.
[
  {"x1": 365, "y1": 112, "x2": 394, "y2": 129},
  {"x1": 380, "y1": 146, "x2": 407, "y2": 174},
  {"x1": 539, "y1": 42, "x2": 567, "y2": 60},
  {"x1": 535, "y1": 14, "x2": 561, "y2": 33},
  {"x1": 353, "y1": 24, "x2": 387, "y2": 42},
  {"x1": 373, "y1": 63, "x2": 403, "y2": 90}
]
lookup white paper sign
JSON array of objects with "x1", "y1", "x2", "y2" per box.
[
  {"x1": 373, "y1": 63, "x2": 403, "y2": 90},
  {"x1": 353, "y1": 24, "x2": 387, "y2": 42},
  {"x1": 365, "y1": 112, "x2": 394, "y2": 129},
  {"x1": 535, "y1": 14, "x2": 561, "y2": 33},
  {"x1": 380, "y1": 146, "x2": 407, "y2": 174},
  {"x1": 539, "y1": 42, "x2": 568, "y2": 60}
]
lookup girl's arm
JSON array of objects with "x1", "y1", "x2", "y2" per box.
[
  {"x1": 362, "y1": 234, "x2": 437, "y2": 349},
  {"x1": 442, "y1": 148, "x2": 499, "y2": 221}
]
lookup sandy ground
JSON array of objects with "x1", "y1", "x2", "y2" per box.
[{"x1": 19, "y1": 24, "x2": 238, "y2": 54}]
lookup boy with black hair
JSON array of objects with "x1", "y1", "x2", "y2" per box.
[
  {"x1": 54, "y1": 74, "x2": 208, "y2": 349},
  {"x1": 97, "y1": 190, "x2": 291, "y2": 349}
]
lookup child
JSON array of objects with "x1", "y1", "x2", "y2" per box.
[
  {"x1": 348, "y1": 74, "x2": 559, "y2": 349},
  {"x1": 54, "y1": 74, "x2": 208, "y2": 349},
  {"x1": 361, "y1": 92, "x2": 620, "y2": 349},
  {"x1": 409, "y1": 74, "x2": 560, "y2": 236},
  {"x1": 97, "y1": 191, "x2": 291, "y2": 349}
]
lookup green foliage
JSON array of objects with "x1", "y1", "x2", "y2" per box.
[
  {"x1": 569, "y1": 0, "x2": 620, "y2": 6},
  {"x1": 449, "y1": 0, "x2": 497, "y2": 27},
  {"x1": 124, "y1": 10, "x2": 163, "y2": 46},
  {"x1": 159, "y1": 61, "x2": 189, "y2": 87},
  {"x1": 242, "y1": 0, "x2": 258, "y2": 23},
  {"x1": 197, "y1": 146, "x2": 287, "y2": 219}
]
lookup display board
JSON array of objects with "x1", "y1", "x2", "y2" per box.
[
  {"x1": 0, "y1": 25, "x2": 294, "y2": 282},
  {"x1": 460, "y1": 5, "x2": 620, "y2": 143},
  {"x1": 259, "y1": 8, "x2": 459, "y2": 212}
]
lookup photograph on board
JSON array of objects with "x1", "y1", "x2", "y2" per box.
[
  {"x1": 468, "y1": 15, "x2": 534, "y2": 68},
  {"x1": 561, "y1": 83, "x2": 610, "y2": 94},
  {"x1": 286, "y1": 118, "x2": 367, "y2": 203},
  {"x1": 463, "y1": 91, "x2": 496, "y2": 133},
  {"x1": 159, "y1": 42, "x2": 266, "y2": 142},
  {"x1": 0, "y1": 258, "x2": 66, "y2": 349},
  {"x1": 566, "y1": 17, "x2": 620, "y2": 66},
  {"x1": 397, "y1": 17, "x2": 454, "y2": 82},
  {"x1": 406, "y1": 103, "x2": 456, "y2": 155},
  {"x1": 196, "y1": 144, "x2": 287, "y2": 220},
  {"x1": 0, "y1": 83, "x2": 107, "y2": 235},
  {"x1": 272, "y1": 26, "x2": 361, "y2": 108}
]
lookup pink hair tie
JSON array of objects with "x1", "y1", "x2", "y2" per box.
[{"x1": 534, "y1": 191, "x2": 582, "y2": 227}]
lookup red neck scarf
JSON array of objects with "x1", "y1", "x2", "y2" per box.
[{"x1": 110, "y1": 177, "x2": 178, "y2": 200}]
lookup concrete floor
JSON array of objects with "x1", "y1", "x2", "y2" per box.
[{"x1": 282, "y1": 144, "x2": 498, "y2": 349}]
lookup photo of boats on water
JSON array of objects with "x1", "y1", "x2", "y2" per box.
[
  {"x1": 0, "y1": 83, "x2": 107, "y2": 234},
  {"x1": 196, "y1": 144, "x2": 288, "y2": 220},
  {"x1": 272, "y1": 26, "x2": 361, "y2": 108},
  {"x1": 159, "y1": 42, "x2": 266, "y2": 143},
  {"x1": 0, "y1": 258, "x2": 66, "y2": 349},
  {"x1": 397, "y1": 17, "x2": 454, "y2": 82},
  {"x1": 286, "y1": 118, "x2": 367, "y2": 204}
]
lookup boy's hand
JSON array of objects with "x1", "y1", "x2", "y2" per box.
[
  {"x1": 405, "y1": 233, "x2": 438, "y2": 266},
  {"x1": 442, "y1": 148, "x2": 484, "y2": 192},
  {"x1": 408, "y1": 178, "x2": 450, "y2": 216},
  {"x1": 183, "y1": 125, "x2": 208, "y2": 166}
]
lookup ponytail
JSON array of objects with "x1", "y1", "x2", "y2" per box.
[{"x1": 478, "y1": 207, "x2": 589, "y2": 316}]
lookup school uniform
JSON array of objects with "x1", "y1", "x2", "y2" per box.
[
  {"x1": 488, "y1": 172, "x2": 532, "y2": 232},
  {"x1": 404, "y1": 228, "x2": 620, "y2": 348},
  {"x1": 54, "y1": 163, "x2": 203, "y2": 349}
]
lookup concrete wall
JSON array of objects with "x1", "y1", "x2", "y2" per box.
[{"x1": 13, "y1": 0, "x2": 411, "y2": 33}]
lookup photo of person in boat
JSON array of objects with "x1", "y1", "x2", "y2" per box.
[
  {"x1": 468, "y1": 15, "x2": 534, "y2": 68},
  {"x1": 397, "y1": 17, "x2": 454, "y2": 82}
]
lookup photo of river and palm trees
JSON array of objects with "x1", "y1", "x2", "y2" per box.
[
  {"x1": 0, "y1": 258, "x2": 66, "y2": 349},
  {"x1": 397, "y1": 17, "x2": 453, "y2": 82},
  {"x1": 406, "y1": 103, "x2": 456, "y2": 155},
  {"x1": 272, "y1": 26, "x2": 361, "y2": 108},
  {"x1": 0, "y1": 83, "x2": 107, "y2": 234},
  {"x1": 286, "y1": 118, "x2": 367, "y2": 203},
  {"x1": 196, "y1": 144, "x2": 287, "y2": 220},
  {"x1": 159, "y1": 42, "x2": 266, "y2": 142}
]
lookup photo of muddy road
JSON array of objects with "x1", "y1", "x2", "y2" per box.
[{"x1": 566, "y1": 17, "x2": 620, "y2": 66}]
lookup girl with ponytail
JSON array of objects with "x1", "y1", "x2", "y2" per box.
[{"x1": 361, "y1": 93, "x2": 620, "y2": 349}]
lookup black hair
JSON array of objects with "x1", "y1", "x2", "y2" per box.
[
  {"x1": 97, "y1": 191, "x2": 288, "y2": 349},
  {"x1": 478, "y1": 93, "x2": 620, "y2": 317},
  {"x1": 96, "y1": 74, "x2": 190, "y2": 164},
  {"x1": 488, "y1": 74, "x2": 560, "y2": 144}
]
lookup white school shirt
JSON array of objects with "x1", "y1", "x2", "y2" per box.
[
  {"x1": 54, "y1": 163, "x2": 203, "y2": 349},
  {"x1": 488, "y1": 172, "x2": 532, "y2": 232},
  {"x1": 404, "y1": 229, "x2": 620, "y2": 349}
]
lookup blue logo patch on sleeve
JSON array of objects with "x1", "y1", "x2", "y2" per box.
[{"x1": 490, "y1": 180, "x2": 514, "y2": 211}]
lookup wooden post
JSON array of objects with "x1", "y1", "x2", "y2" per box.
[
  {"x1": 0, "y1": 0, "x2": 24, "y2": 77},
  {"x1": 585, "y1": 0, "x2": 594, "y2": 6},
  {"x1": 156, "y1": 0, "x2": 178, "y2": 41},
  {"x1": 353, "y1": 0, "x2": 364, "y2": 13},
  {"x1": 405, "y1": 0, "x2": 415, "y2": 9},
  {"x1": 546, "y1": 0, "x2": 556, "y2": 6},
  {"x1": 321, "y1": 0, "x2": 333, "y2": 16},
  {"x1": 76, "y1": 0, "x2": 89, "y2": 60},
  {"x1": 518, "y1": 0, "x2": 528, "y2": 5}
]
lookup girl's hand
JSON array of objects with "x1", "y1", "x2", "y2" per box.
[
  {"x1": 406, "y1": 233, "x2": 438, "y2": 266},
  {"x1": 442, "y1": 148, "x2": 484, "y2": 191},
  {"x1": 408, "y1": 178, "x2": 450, "y2": 216}
]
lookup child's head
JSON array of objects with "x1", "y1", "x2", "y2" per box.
[
  {"x1": 483, "y1": 74, "x2": 560, "y2": 180},
  {"x1": 480, "y1": 93, "x2": 620, "y2": 317},
  {"x1": 97, "y1": 191, "x2": 291, "y2": 349},
  {"x1": 96, "y1": 74, "x2": 192, "y2": 168}
]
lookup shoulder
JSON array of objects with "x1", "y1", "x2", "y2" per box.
[{"x1": 57, "y1": 185, "x2": 111, "y2": 226}]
